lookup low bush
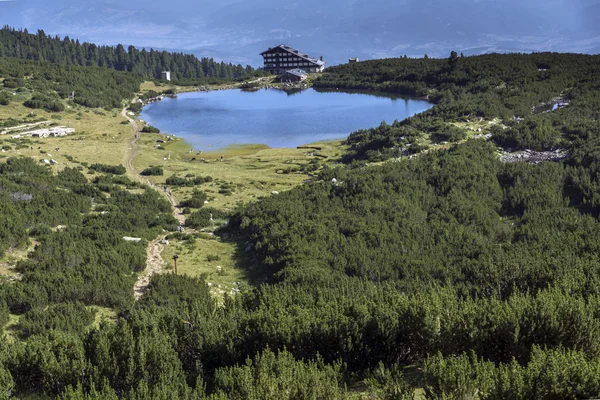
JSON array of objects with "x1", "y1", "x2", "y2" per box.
[
  {"x1": 140, "y1": 166, "x2": 163, "y2": 176},
  {"x1": 141, "y1": 125, "x2": 160, "y2": 133},
  {"x1": 89, "y1": 163, "x2": 126, "y2": 175},
  {"x1": 180, "y1": 189, "x2": 207, "y2": 208}
]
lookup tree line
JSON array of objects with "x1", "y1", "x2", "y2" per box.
[
  {"x1": 0, "y1": 26, "x2": 256, "y2": 81},
  {"x1": 0, "y1": 56, "x2": 143, "y2": 108}
]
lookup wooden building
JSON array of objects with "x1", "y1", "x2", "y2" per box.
[{"x1": 260, "y1": 45, "x2": 325, "y2": 75}]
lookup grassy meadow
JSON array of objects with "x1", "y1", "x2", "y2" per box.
[
  {"x1": 0, "y1": 98, "x2": 132, "y2": 169},
  {"x1": 1, "y1": 80, "x2": 346, "y2": 297},
  {"x1": 134, "y1": 131, "x2": 344, "y2": 292}
]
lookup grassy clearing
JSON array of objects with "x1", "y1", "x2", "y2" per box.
[
  {"x1": 2, "y1": 82, "x2": 348, "y2": 302},
  {"x1": 134, "y1": 125, "x2": 345, "y2": 298},
  {"x1": 0, "y1": 261, "x2": 19, "y2": 281},
  {"x1": 140, "y1": 80, "x2": 247, "y2": 94},
  {"x1": 2, "y1": 314, "x2": 20, "y2": 342},
  {"x1": 91, "y1": 306, "x2": 117, "y2": 329},
  {"x1": 0, "y1": 100, "x2": 131, "y2": 169},
  {"x1": 134, "y1": 132, "x2": 344, "y2": 211},
  {"x1": 162, "y1": 235, "x2": 249, "y2": 300},
  {"x1": 0, "y1": 241, "x2": 39, "y2": 280}
]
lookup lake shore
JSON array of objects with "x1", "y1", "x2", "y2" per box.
[{"x1": 138, "y1": 87, "x2": 432, "y2": 152}]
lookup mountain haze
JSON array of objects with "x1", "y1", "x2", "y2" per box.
[{"x1": 1, "y1": 0, "x2": 599, "y2": 65}]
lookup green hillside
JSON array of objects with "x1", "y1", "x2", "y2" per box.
[
  {"x1": 0, "y1": 26, "x2": 256, "y2": 81},
  {"x1": 0, "y1": 51, "x2": 599, "y2": 398}
]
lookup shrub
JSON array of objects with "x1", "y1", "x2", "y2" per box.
[
  {"x1": 194, "y1": 176, "x2": 213, "y2": 185},
  {"x1": 186, "y1": 207, "x2": 229, "y2": 229},
  {"x1": 24, "y1": 94, "x2": 65, "y2": 112},
  {"x1": 180, "y1": 189, "x2": 207, "y2": 208},
  {"x1": 165, "y1": 175, "x2": 191, "y2": 186},
  {"x1": 89, "y1": 163, "x2": 126, "y2": 175},
  {"x1": 0, "y1": 301, "x2": 9, "y2": 328},
  {"x1": 140, "y1": 166, "x2": 163, "y2": 176},
  {"x1": 17, "y1": 302, "x2": 96, "y2": 339},
  {"x1": 0, "y1": 93, "x2": 10, "y2": 106},
  {"x1": 128, "y1": 102, "x2": 142, "y2": 113},
  {"x1": 141, "y1": 125, "x2": 160, "y2": 133},
  {"x1": 423, "y1": 352, "x2": 495, "y2": 400},
  {"x1": 211, "y1": 349, "x2": 347, "y2": 399},
  {"x1": 2, "y1": 78, "x2": 24, "y2": 88}
]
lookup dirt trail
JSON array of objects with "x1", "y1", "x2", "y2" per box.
[
  {"x1": 134, "y1": 238, "x2": 165, "y2": 299},
  {"x1": 122, "y1": 108, "x2": 186, "y2": 298}
]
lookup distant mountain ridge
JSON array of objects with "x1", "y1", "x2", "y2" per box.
[{"x1": 0, "y1": 0, "x2": 598, "y2": 66}]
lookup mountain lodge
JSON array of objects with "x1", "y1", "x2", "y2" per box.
[{"x1": 260, "y1": 45, "x2": 325, "y2": 75}]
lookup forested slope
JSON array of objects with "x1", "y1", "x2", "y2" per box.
[
  {"x1": 0, "y1": 56, "x2": 143, "y2": 109},
  {"x1": 0, "y1": 26, "x2": 255, "y2": 81},
  {"x1": 1, "y1": 52, "x2": 600, "y2": 399},
  {"x1": 316, "y1": 53, "x2": 600, "y2": 161}
]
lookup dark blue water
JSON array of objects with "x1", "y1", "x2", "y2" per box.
[{"x1": 140, "y1": 88, "x2": 432, "y2": 150}]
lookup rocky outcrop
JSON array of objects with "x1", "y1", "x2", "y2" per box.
[{"x1": 500, "y1": 149, "x2": 568, "y2": 164}]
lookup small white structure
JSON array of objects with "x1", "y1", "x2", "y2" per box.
[
  {"x1": 28, "y1": 126, "x2": 74, "y2": 138},
  {"x1": 161, "y1": 71, "x2": 171, "y2": 81}
]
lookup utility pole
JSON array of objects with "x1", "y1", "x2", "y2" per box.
[{"x1": 173, "y1": 254, "x2": 179, "y2": 275}]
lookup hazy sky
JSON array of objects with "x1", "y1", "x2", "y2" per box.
[{"x1": 1, "y1": 0, "x2": 599, "y2": 65}]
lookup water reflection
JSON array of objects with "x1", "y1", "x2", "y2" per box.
[{"x1": 140, "y1": 88, "x2": 432, "y2": 151}]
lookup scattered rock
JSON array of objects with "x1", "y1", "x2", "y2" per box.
[{"x1": 500, "y1": 149, "x2": 568, "y2": 164}]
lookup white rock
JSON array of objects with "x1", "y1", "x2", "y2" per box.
[{"x1": 123, "y1": 236, "x2": 142, "y2": 242}]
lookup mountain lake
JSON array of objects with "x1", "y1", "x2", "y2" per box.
[{"x1": 140, "y1": 88, "x2": 433, "y2": 150}]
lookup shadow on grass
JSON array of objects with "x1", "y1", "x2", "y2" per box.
[{"x1": 214, "y1": 229, "x2": 271, "y2": 288}]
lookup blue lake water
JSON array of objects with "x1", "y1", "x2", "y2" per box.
[{"x1": 140, "y1": 88, "x2": 432, "y2": 150}]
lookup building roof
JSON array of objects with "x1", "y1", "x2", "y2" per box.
[
  {"x1": 260, "y1": 45, "x2": 325, "y2": 66},
  {"x1": 284, "y1": 69, "x2": 308, "y2": 78}
]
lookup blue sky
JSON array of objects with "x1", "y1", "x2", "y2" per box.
[{"x1": 1, "y1": 0, "x2": 599, "y2": 65}]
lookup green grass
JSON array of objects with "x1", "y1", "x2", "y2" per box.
[
  {"x1": 0, "y1": 99, "x2": 132, "y2": 170},
  {"x1": 2, "y1": 314, "x2": 20, "y2": 342},
  {"x1": 2, "y1": 83, "x2": 348, "y2": 304},
  {"x1": 90, "y1": 306, "x2": 117, "y2": 329},
  {"x1": 162, "y1": 234, "x2": 250, "y2": 301},
  {"x1": 131, "y1": 123, "x2": 345, "y2": 300},
  {"x1": 135, "y1": 132, "x2": 344, "y2": 211},
  {"x1": 0, "y1": 241, "x2": 39, "y2": 280}
]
